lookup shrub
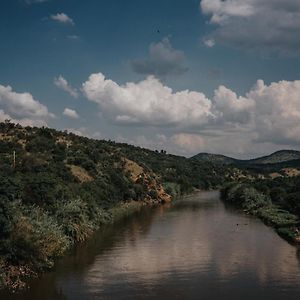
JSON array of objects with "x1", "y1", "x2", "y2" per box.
[
  {"x1": 270, "y1": 187, "x2": 287, "y2": 206},
  {"x1": 286, "y1": 193, "x2": 300, "y2": 215},
  {"x1": 222, "y1": 184, "x2": 271, "y2": 212},
  {"x1": 54, "y1": 198, "x2": 93, "y2": 242},
  {"x1": 0, "y1": 197, "x2": 18, "y2": 239},
  {"x1": 8, "y1": 206, "x2": 69, "y2": 268}
]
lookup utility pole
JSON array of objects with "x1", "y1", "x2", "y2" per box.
[{"x1": 13, "y1": 150, "x2": 16, "y2": 169}]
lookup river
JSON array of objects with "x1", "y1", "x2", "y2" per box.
[{"x1": 2, "y1": 191, "x2": 300, "y2": 300}]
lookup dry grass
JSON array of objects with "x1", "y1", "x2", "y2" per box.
[
  {"x1": 68, "y1": 165, "x2": 94, "y2": 182},
  {"x1": 124, "y1": 158, "x2": 144, "y2": 182},
  {"x1": 282, "y1": 168, "x2": 300, "y2": 177}
]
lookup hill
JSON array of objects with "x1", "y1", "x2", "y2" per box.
[
  {"x1": 246, "y1": 150, "x2": 300, "y2": 165},
  {"x1": 2, "y1": 121, "x2": 299, "y2": 288},
  {"x1": 190, "y1": 153, "x2": 238, "y2": 165},
  {"x1": 192, "y1": 150, "x2": 300, "y2": 166},
  {"x1": 0, "y1": 121, "x2": 237, "y2": 289}
]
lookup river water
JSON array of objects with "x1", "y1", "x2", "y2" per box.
[{"x1": 2, "y1": 191, "x2": 300, "y2": 300}]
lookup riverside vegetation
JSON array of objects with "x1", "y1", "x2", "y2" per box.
[
  {"x1": 0, "y1": 121, "x2": 236, "y2": 290},
  {"x1": 1, "y1": 121, "x2": 300, "y2": 290},
  {"x1": 194, "y1": 149, "x2": 300, "y2": 243},
  {"x1": 221, "y1": 177, "x2": 300, "y2": 244}
]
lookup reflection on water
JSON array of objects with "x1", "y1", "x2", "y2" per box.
[{"x1": 2, "y1": 191, "x2": 300, "y2": 300}]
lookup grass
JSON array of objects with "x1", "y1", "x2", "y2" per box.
[
  {"x1": 256, "y1": 206, "x2": 299, "y2": 228},
  {"x1": 0, "y1": 200, "x2": 147, "y2": 291}
]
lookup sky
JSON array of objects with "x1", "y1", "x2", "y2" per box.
[{"x1": 1, "y1": 0, "x2": 300, "y2": 158}]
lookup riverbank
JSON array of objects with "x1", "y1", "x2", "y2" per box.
[
  {"x1": 0, "y1": 122, "x2": 237, "y2": 292},
  {"x1": 2, "y1": 190, "x2": 300, "y2": 300},
  {"x1": 0, "y1": 199, "x2": 164, "y2": 291},
  {"x1": 221, "y1": 184, "x2": 300, "y2": 244}
]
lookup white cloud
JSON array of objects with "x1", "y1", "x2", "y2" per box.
[
  {"x1": 203, "y1": 38, "x2": 216, "y2": 48},
  {"x1": 50, "y1": 13, "x2": 74, "y2": 25},
  {"x1": 248, "y1": 80, "x2": 300, "y2": 144},
  {"x1": 63, "y1": 108, "x2": 79, "y2": 119},
  {"x1": 54, "y1": 75, "x2": 79, "y2": 98},
  {"x1": 170, "y1": 134, "x2": 205, "y2": 153},
  {"x1": 200, "y1": 0, "x2": 300, "y2": 55},
  {"x1": 91, "y1": 131, "x2": 102, "y2": 139},
  {"x1": 130, "y1": 37, "x2": 188, "y2": 77},
  {"x1": 82, "y1": 72, "x2": 300, "y2": 151},
  {"x1": 201, "y1": 0, "x2": 254, "y2": 24},
  {"x1": 64, "y1": 127, "x2": 86, "y2": 136},
  {"x1": 0, "y1": 84, "x2": 54, "y2": 123},
  {"x1": 64, "y1": 127, "x2": 102, "y2": 139},
  {"x1": 211, "y1": 79, "x2": 300, "y2": 144},
  {"x1": 212, "y1": 85, "x2": 255, "y2": 125},
  {"x1": 114, "y1": 134, "x2": 168, "y2": 153},
  {"x1": 168, "y1": 131, "x2": 280, "y2": 158},
  {"x1": 0, "y1": 109, "x2": 48, "y2": 127},
  {"x1": 82, "y1": 73, "x2": 213, "y2": 127},
  {"x1": 0, "y1": 109, "x2": 11, "y2": 121}
]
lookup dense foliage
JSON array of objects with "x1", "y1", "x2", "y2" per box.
[
  {"x1": 221, "y1": 176, "x2": 300, "y2": 242},
  {"x1": 0, "y1": 121, "x2": 236, "y2": 288},
  {"x1": 1, "y1": 120, "x2": 300, "y2": 289}
]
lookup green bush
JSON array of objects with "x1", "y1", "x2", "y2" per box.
[
  {"x1": 270, "y1": 187, "x2": 287, "y2": 206},
  {"x1": 257, "y1": 207, "x2": 299, "y2": 227},
  {"x1": 286, "y1": 193, "x2": 300, "y2": 215},
  {"x1": 7, "y1": 206, "x2": 69, "y2": 268},
  {"x1": 0, "y1": 197, "x2": 18, "y2": 239},
  {"x1": 54, "y1": 198, "x2": 93, "y2": 242}
]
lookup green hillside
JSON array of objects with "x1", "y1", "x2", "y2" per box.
[
  {"x1": 1, "y1": 120, "x2": 300, "y2": 289},
  {"x1": 192, "y1": 150, "x2": 300, "y2": 166},
  {"x1": 246, "y1": 150, "x2": 300, "y2": 165},
  {"x1": 191, "y1": 152, "x2": 238, "y2": 165},
  {"x1": 0, "y1": 121, "x2": 236, "y2": 289}
]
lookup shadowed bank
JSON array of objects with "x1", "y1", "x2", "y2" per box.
[{"x1": 2, "y1": 191, "x2": 300, "y2": 300}]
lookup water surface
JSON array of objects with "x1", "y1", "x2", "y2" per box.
[{"x1": 2, "y1": 191, "x2": 300, "y2": 299}]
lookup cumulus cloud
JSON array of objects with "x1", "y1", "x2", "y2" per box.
[
  {"x1": 82, "y1": 73, "x2": 213, "y2": 127},
  {"x1": 201, "y1": 0, "x2": 254, "y2": 24},
  {"x1": 54, "y1": 75, "x2": 79, "y2": 98},
  {"x1": 130, "y1": 37, "x2": 188, "y2": 77},
  {"x1": 0, "y1": 84, "x2": 54, "y2": 123},
  {"x1": 248, "y1": 80, "x2": 300, "y2": 144},
  {"x1": 0, "y1": 110, "x2": 11, "y2": 121},
  {"x1": 50, "y1": 13, "x2": 74, "y2": 25},
  {"x1": 63, "y1": 108, "x2": 79, "y2": 119},
  {"x1": 212, "y1": 85, "x2": 255, "y2": 125},
  {"x1": 200, "y1": 0, "x2": 300, "y2": 55},
  {"x1": 82, "y1": 72, "x2": 300, "y2": 149},
  {"x1": 0, "y1": 82, "x2": 57, "y2": 128},
  {"x1": 170, "y1": 134, "x2": 205, "y2": 153}
]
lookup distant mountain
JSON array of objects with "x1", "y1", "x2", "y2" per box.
[
  {"x1": 191, "y1": 150, "x2": 300, "y2": 166},
  {"x1": 246, "y1": 150, "x2": 300, "y2": 165},
  {"x1": 190, "y1": 153, "x2": 238, "y2": 165}
]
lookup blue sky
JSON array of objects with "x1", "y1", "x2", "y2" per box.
[{"x1": 1, "y1": 0, "x2": 300, "y2": 158}]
